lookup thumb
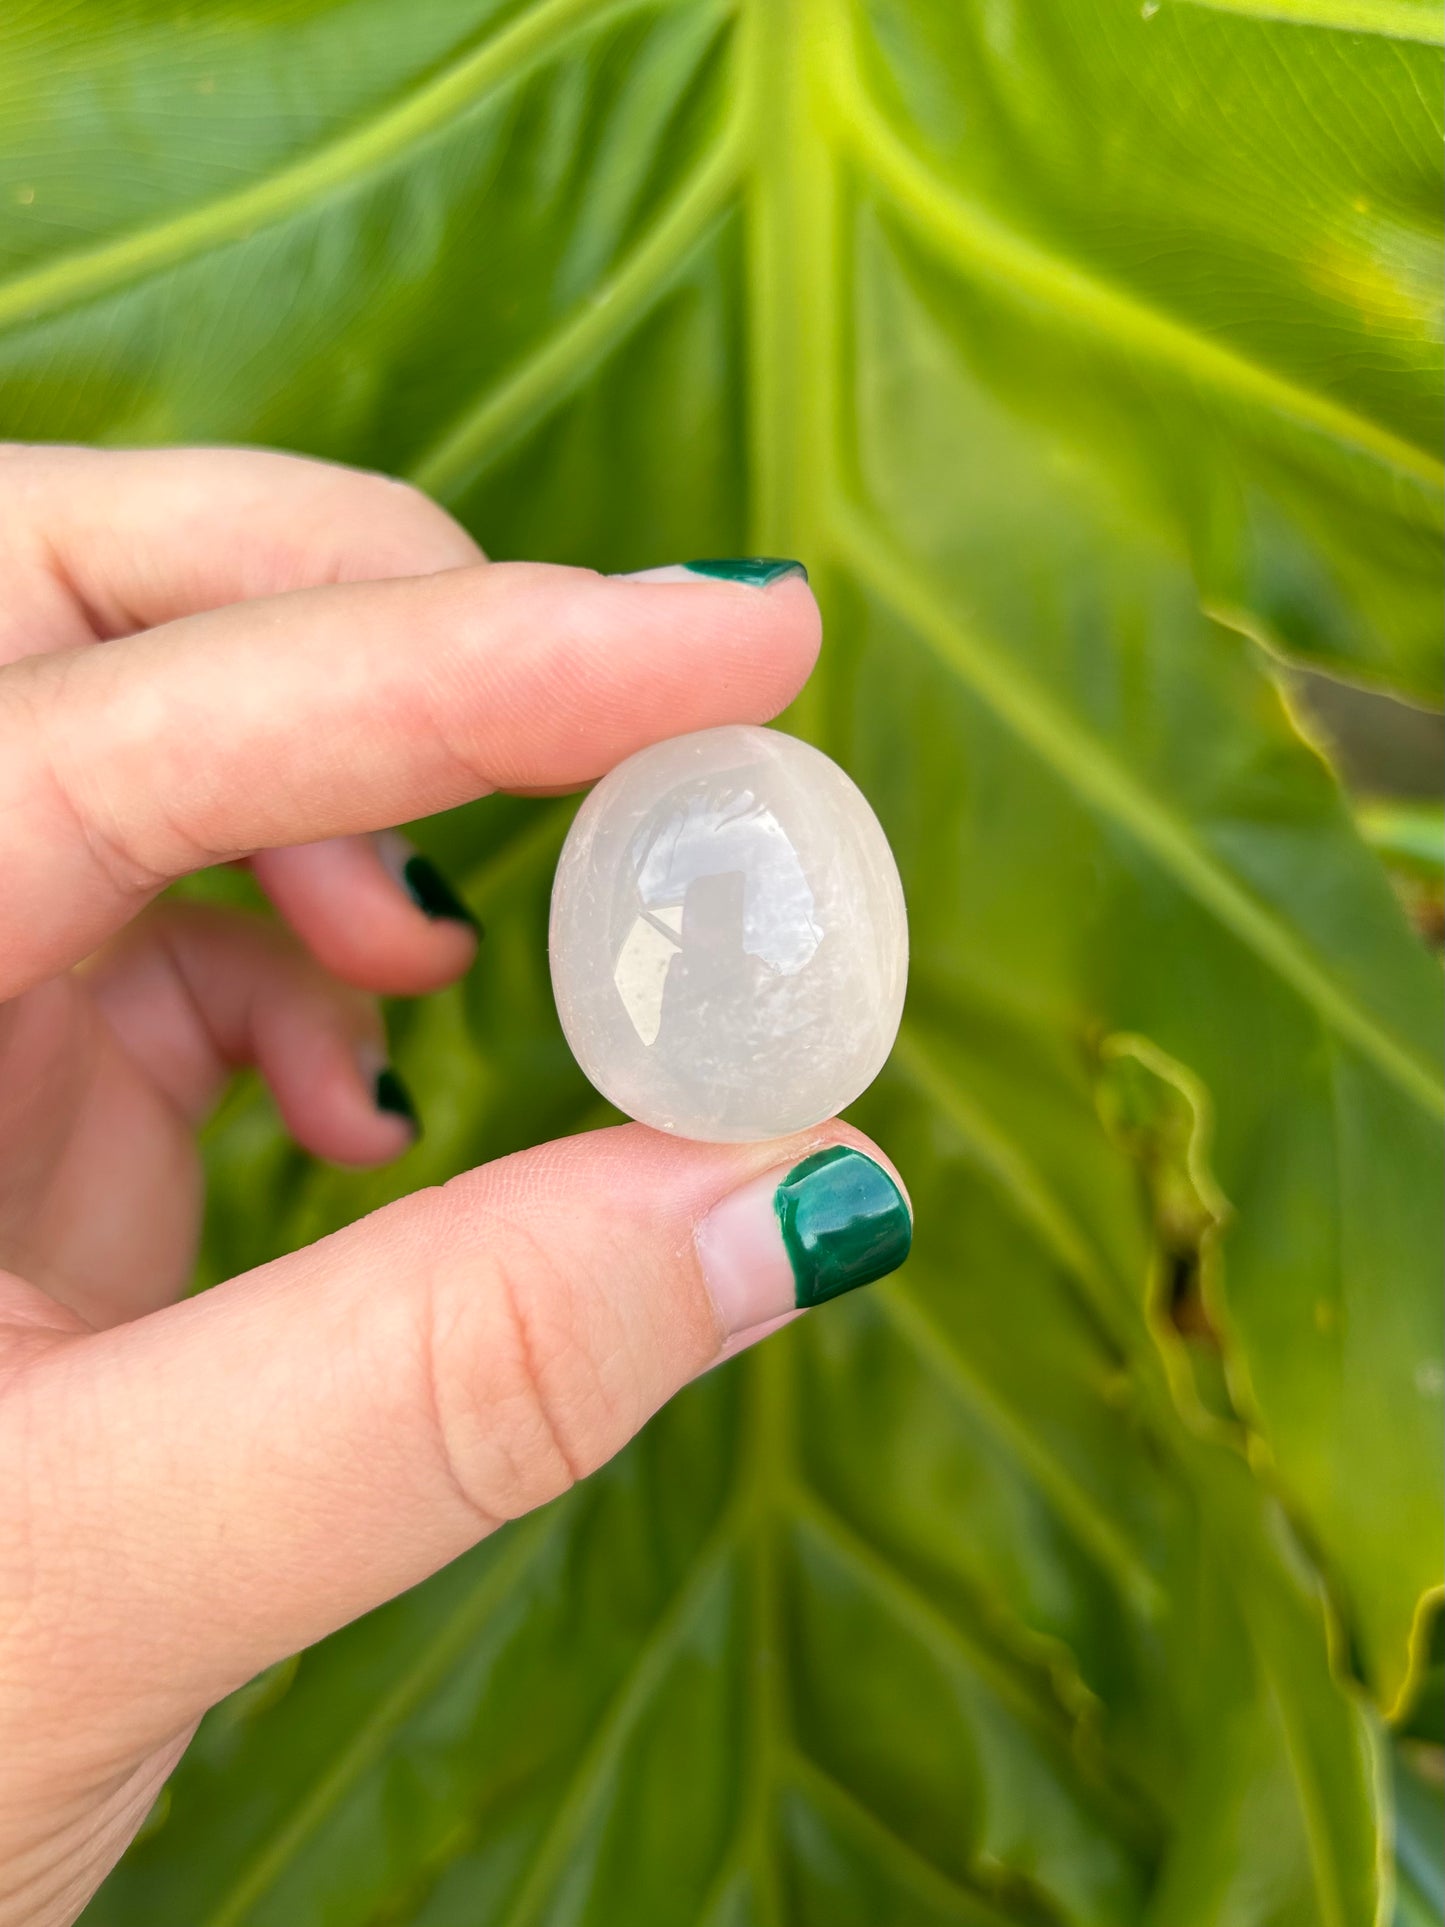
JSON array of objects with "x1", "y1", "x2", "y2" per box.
[{"x1": 2, "y1": 1123, "x2": 910, "y2": 1754}]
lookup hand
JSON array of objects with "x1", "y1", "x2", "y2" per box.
[{"x1": 0, "y1": 445, "x2": 911, "y2": 1925}]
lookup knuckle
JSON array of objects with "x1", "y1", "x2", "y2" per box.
[
  {"x1": 413, "y1": 1180, "x2": 626, "y2": 1525},
  {"x1": 15, "y1": 654, "x2": 174, "y2": 897},
  {"x1": 341, "y1": 471, "x2": 480, "y2": 572}
]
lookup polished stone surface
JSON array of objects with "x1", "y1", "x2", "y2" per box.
[{"x1": 549, "y1": 725, "x2": 908, "y2": 1142}]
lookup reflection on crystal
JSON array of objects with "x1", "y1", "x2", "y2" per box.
[
  {"x1": 612, "y1": 904, "x2": 682, "y2": 1047},
  {"x1": 628, "y1": 788, "x2": 823, "y2": 975}
]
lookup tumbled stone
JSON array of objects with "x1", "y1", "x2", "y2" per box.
[{"x1": 549, "y1": 725, "x2": 908, "y2": 1142}]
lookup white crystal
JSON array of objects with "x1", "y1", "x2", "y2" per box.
[{"x1": 549, "y1": 725, "x2": 908, "y2": 1142}]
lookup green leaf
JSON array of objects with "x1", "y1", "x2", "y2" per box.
[
  {"x1": 1, "y1": 0, "x2": 1436, "y2": 1919},
  {"x1": 1358, "y1": 800, "x2": 1445, "y2": 883},
  {"x1": 1390, "y1": 1737, "x2": 1445, "y2": 1926}
]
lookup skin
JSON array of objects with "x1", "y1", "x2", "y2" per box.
[{"x1": 0, "y1": 445, "x2": 900, "y2": 1924}]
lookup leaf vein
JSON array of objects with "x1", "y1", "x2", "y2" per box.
[
  {"x1": 782, "y1": 1749, "x2": 1037, "y2": 1926},
  {"x1": 0, "y1": 0, "x2": 646, "y2": 336},
  {"x1": 202, "y1": 1511, "x2": 561, "y2": 1927},
  {"x1": 410, "y1": 116, "x2": 745, "y2": 499},
  {"x1": 843, "y1": 513, "x2": 1445, "y2": 1116},
  {"x1": 786, "y1": 1481, "x2": 1159, "y2": 1847},
  {"x1": 877, "y1": 1276, "x2": 1167, "y2": 1615},
  {"x1": 487, "y1": 1523, "x2": 740, "y2": 1927},
  {"x1": 1170, "y1": 0, "x2": 1445, "y2": 41},
  {"x1": 832, "y1": 54, "x2": 1444, "y2": 491}
]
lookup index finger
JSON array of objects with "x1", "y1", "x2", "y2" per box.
[
  {"x1": 0, "y1": 442, "x2": 484, "y2": 661},
  {"x1": 0, "y1": 556, "x2": 820, "y2": 997}
]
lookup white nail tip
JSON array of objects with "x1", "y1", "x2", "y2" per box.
[
  {"x1": 611, "y1": 565, "x2": 705, "y2": 585},
  {"x1": 374, "y1": 828, "x2": 415, "y2": 885}
]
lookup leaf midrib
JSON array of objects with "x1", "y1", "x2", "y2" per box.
[{"x1": 2, "y1": 0, "x2": 1434, "y2": 513}]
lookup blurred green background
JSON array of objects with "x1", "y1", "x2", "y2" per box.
[{"x1": 1, "y1": 0, "x2": 1441, "y2": 1920}]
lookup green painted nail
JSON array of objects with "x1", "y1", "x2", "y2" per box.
[
  {"x1": 683, "y1": 557, "x2": 809, "y2": 588},
  {"x1": 774, "y1": 1146, "x2": 911, "y2": 1308},
  {"x1": 401, "y1": 853, "x2": 481, "y2": 934},
  {"x1": 374, "y1": 1067, "x2": 421, "y2": 1136}
]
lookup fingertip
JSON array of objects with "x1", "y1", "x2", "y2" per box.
[
  {"x1": 350, "y1": 1078, "x2": 423, "y2": 1170},
  {"x1": 330, "y1": 1113, "x2": 419, "y2": 1170},
  {"x1": 694, "y1": 1125, "x2": 911, "y2": 1344},
  {"x1": 751, "y1": 571, "x2": 823, "y2": 714},
  {"x1": 428, "y1": 1115, "x2": 909, "y2": 1405},
  {"x1": 421, "y1": 559, "x2": 823, "y2": 790},
  {"x1": 253, "y1": 835, "x2": 480, "y2": 996},
  {"x1": 371, "y1": 1061, "x2": 423, "y2": 1144},
  {"x1": 375, "y1": 831, "x2": 483, "y2": 939},
  {"x1": 265, "y1": 1031, "x2": 422, "y2": 1169},
  {"x1": 676, "y1": 564, "x2": 820, "y2": 724}
]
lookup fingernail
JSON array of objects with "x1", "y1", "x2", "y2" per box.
[
  {"x1": 618, "y1": 557, "x2": 809, "y2": 588},
  {"x1": 697, "y1": 1145, "x2": 910, "y2": 1339},
  {"x1": 373, "y1": 1065, "x2": 422, "y2": 1137},
  {"x1": 377, "y1": 831, "x2": 481, "y2": 934}
]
